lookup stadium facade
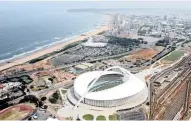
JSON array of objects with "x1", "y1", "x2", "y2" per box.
[{"x1": 67, "y1": 66, "x2": 148, "y2": 109}]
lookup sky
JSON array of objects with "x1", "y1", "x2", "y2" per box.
[{"x1": 0, "y1": 1, "x2": 191, "y2": 10}]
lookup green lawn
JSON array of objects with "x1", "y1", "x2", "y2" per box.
[
  {"x1": 83, "y1": 114, "x2": 94, "y2": 121},
  {"x1": 96, "y1": 115, "x2": 106, "y2": 121},
  {"x1": 163, "y1": 50, "x2": 184, "y2": 62},
  {"x1": 90, "y1": 83, "x2": 122, "y2": 92},
  {"x1": 109, "y1": 114, "x2": 120, "y2": 120}
]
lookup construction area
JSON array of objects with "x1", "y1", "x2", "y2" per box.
[{"x1": 122, "y1": 46, "x2": 164, "y2": 62}]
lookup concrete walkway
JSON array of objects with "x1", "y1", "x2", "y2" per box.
[{"x1": 57, "y1": 106, "x2": 113, "y2": 121}]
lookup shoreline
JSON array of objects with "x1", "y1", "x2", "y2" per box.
[{"x1": 0, "y1": 26, "x2": 108, "y2": 71}]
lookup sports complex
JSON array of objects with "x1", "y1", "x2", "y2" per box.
[
  {"x1": 67, "y1": 66, "x2": 148, "y2": 110},
  {"x1": 0, "y1": 103, "x2": 36, "y2": 120}
]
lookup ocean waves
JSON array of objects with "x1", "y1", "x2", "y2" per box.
[{"x1": 0, "y1": 31, "x2": 87, "y2": 63}]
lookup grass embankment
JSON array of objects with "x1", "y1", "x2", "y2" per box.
[
  {"x1": 109, "y1": 114, "x2": 120, "y2": 120},
  {"x1": 83, "y1": 114, "x2": 94, "y2": 121},
  {"x1": 162, "y1": 50, "x2": 184, "y2": 62},
  {"x1": 96, "y1": 115, "x2": 106, "y2": 121}
]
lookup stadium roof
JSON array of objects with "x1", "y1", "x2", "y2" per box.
[{"x1": 74, "y1": 70, "x2": 147, "y2": 100}]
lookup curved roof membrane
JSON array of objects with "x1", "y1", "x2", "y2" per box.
[{"x1": 74, "y1": 66, "x2": 147, "y2": 100}]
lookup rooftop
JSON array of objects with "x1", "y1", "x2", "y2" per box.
[{"x1": 74, "y1": 68, "x2": 147, "y2": 100}]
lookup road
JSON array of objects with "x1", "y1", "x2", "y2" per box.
[
  {"x1": 1, "y1": 48, "x2": 142, "y2": 79},
  {"x1": 32, "y1": 81, "x2": 74, "y2": 96}
]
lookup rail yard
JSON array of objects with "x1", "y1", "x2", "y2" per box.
[{"x1": 150, "y1": 54, "x2": 191, "y2": 120}]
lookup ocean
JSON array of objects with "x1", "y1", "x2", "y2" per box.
[
  {"x1": 0, "y1": 2, "x2": 105, "y2": 62},
  {"x1": 2, "y1": 2, "x2": 191, "y2": 63}
]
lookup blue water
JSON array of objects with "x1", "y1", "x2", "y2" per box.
[{"x1": 0, "y1": 2, "x2": 104, "y2": 62}]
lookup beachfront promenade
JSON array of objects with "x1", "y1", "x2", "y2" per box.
[{"x1": 0, "y1": 26, "x2": 108, "y2": 71}]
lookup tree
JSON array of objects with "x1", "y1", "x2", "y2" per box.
[
  {"x1": 38, "y1": 101, "x2": 44, "y2": 107},
  {"x1": 43, "y1": 105, "x2": 48, "y2": 113},
  {"x1": 41, "y1": 97, "x2": 47, "y2": 101},
  {"x1": 23, "y1": 95, "x2": 39, "y2": 105},
  {"x1": 52, "y1": 92, "x2": 59, "y2": 99},
  {"x1": 44, "y1": 105, "x2": 48, "y2": 109},
  {"x1": 30, "y1": 85, "x2": 34, "y2": 89},
  {"x1": 48, "y1": 78, "x2": 53, "y2": 82},
  {"x1": 49, "y1": 97, "x2": 57, "y2": 104},
  {"x1": 27, "y1": 89, "x2": 30, "y2": 93}
]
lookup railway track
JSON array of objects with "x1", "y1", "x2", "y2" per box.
[
  {"x1": 152, "y1": 56, "x2": 191, "y2": 96},
  {"x1": 152, "y1": 70, "x2": 191, "y2": 120},
  {"x1": 156, "y1": 70, "x2": 191, "y2": 105},
  {"x1": 150, "y1": 55, "x2": 191, "y2": 119},
  {"x1": 149, "y1": 55, "x2": 191, "y2": 120},
  {"x1": 162, "y1": 74, "x2": 191, "y2": 120},
  {"x1": 181, "y1": 76, "x2": 191, "y2": 119},
  {"x1": 163, "y1": 83, "x2": 187, "y2": 120}
]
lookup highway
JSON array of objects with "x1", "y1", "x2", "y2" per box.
[
  {"x1": 32, "y1": 81, "x2": 74, "y2": 96},
  {"x1": 0, "y1": 48, "x2": 142, "y2": 79}
]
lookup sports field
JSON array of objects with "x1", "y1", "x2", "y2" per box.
[
  {"x1": 0, "y1": 104, "x2": 35, "y2": 120},
  {"x1": 91, "y1": 83, "x2": 121, "y2": 92},
  {"x1": 162, "y1": 50, "x2": 184, "y2": 62}
]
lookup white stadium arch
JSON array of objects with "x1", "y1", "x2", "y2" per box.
[{"x1": 70, "y1": 66, "x2": 148, "y2": 110}]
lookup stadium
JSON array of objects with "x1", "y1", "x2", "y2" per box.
[
  {"x1": 82, "y1": 35, "x2": 108, "y2": 47},
  {"x1": 0, "y1": 103, "x2": 36, "y2": 120},
  {"x1": 67, "y1": 66, "x2": 148, "y2": 109}
]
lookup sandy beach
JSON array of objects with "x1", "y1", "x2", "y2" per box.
[{"x1": 0, "y1": 26, "x2": 108, "y2": 71}]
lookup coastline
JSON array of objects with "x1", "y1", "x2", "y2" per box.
[{"x1": 0, "y1": 26, "x2": 108, "y2": 71}]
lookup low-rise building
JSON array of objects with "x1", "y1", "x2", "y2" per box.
[
  {"x1": 75, "y1": 63, "x2": 94, "y2": 71},
  {"x1": 165, "y1": 72, "x2": 178, "y2": 82},
  {"x1": 154, "y1": 77, "x2": 166, "y2": 86},
  {"x1": 0, "y1": 82, "x2": 22, "y2": 100}
]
